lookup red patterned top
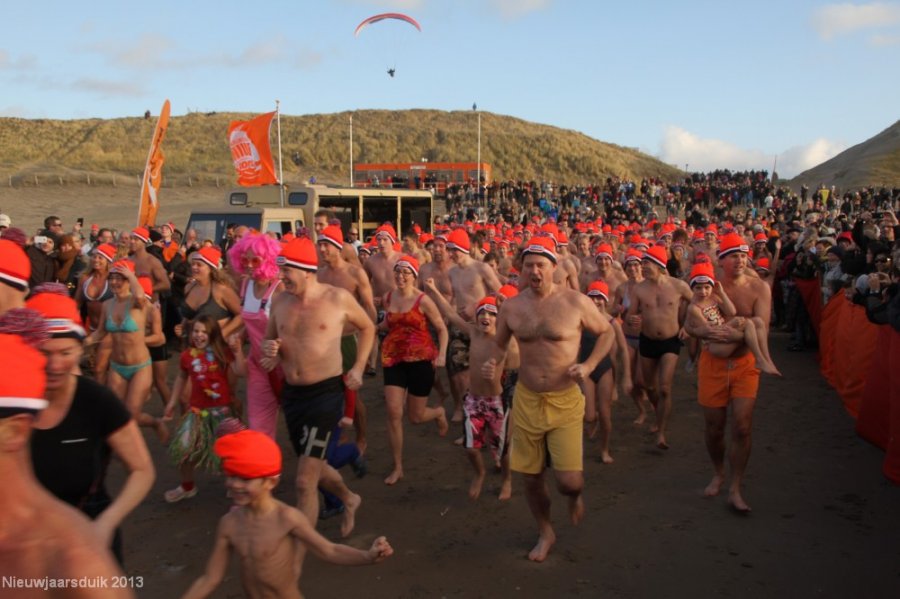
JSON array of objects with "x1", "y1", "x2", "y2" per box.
[
  {"x1": 381, "y1": 292, "x2": 437, "y2": 367},
  {"x1": 180, "y1": 347, "x2": 233, "y2": 409}
]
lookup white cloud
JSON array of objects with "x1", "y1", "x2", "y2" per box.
[
  {"x1": 490, "y1": 0, "x2": 552, "y2": 19},
  {"x1": 812, "y1": 2, "x2": 900, "y2": 40},
  {"x1": 0, "y1": 50, "x2": 37, "y2": 70},
  {"x1": 0, "y1": 104, "x2": 36, "y2": 117},
  {"x1": 658, "y1": 126, "x2": 847, "y2": 178},
  {"x1": 69, "y1": 77, "x2": 146, "y2": 98},
  {"x1": 870, "y1": 32, "x2": 900, "y2": 44}
]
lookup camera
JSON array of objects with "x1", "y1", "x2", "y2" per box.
[{"x1": 34, "y1": 235, "x2": 48, "y2": 245}]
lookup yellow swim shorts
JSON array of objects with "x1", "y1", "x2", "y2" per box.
[{"x1": 509, "y1": 382, "x2": 585, "y2": 474}]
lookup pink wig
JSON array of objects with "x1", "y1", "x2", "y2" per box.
[{"x1": 227, "y1": 233, "x2": 282, "y2": 280}]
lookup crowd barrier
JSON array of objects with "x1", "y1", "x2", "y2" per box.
[{"x1": 814, "y1": 292, "x2": 900, "y2": 484}]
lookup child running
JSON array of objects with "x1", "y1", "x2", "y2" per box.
[
  {"x1": 425, "y1": 278, "x2": 512, "y2": 500},
  {"x1": 163, "y1": 314, "x2": 246, "y2": 502},
  {"x1": 686, "y1": 262, "x2": 781, "y2": 376},
  {"x1": 181, "y1": 429, "x2": 393, "y2": 599}
]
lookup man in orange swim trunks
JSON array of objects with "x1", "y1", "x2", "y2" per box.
[{"x1": 685, "y1": 233, "x2": 771, "y2": 513}]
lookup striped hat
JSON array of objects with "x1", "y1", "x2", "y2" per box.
[
  {"x1": 521, "y1": 235, "x2": 557, "y2": 264},
  {"x1": 717, "y1": 233, "x2": 750, "y2": 260},
  {"x1": 318, "y1": 225, "x2": 344, "y2": 250},
  {"x1": 0, "y1": 239, "x2": 30, "y2": 291},
  {"x1": 0, "y1": 333, "x2": 48, "y2": 413},
  {"x1": 594, "y1": 243, "x2": 614, "y2": 260},
  {"x1": 476, "y1": 296, "x2": 498, "y2": 315},
  {"x1": 394, "y1": 255, "x2": 420, "y2": 278},
  {"x1": 643, "y1": 245, "x2": 668, "y2": 270},
  {"x1": 586, "y1": 280, "x2": 609, "y2": 302},
  {"x1": 277, "y1": 237, "x2": 318, "y2": 272},
  {"x1": 375, "y1": 223, "x2": 398, "y2": 244},
  {"x1": 26, "y1": 284, "x2": 86, "y2": 340},
  {"x1": 192, "y1": 247, "x2": 222, "y2": 270},
  {"x1": 93, "y1": 243, "x2": 117, "y2": 262},
  {"x1": 131, "y1": 227, "x2": 151, "y2": 244},
  {"x1": 755, "y1": 257, "x2": 771, "y2": 272},
  {"x1": 623, "y1": 249, "x2": 643, "y2": 264},
  {"x1": 689, "y1": 262, "x2": 716, "y2": 287},
  {"x1": 497, "y1": 284, "x2": 519, "y2": 301},
  {"x1": 446, "y1": 228, "x2": 471, "y2": 254}
]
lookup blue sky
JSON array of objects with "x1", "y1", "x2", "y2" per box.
[{"x1": 3, "y1": 0, "x2": 899, "y2": 178}]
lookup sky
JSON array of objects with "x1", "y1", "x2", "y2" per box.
[{"x1": 2, "y1": 0, "x2": 899, "y2": 179}]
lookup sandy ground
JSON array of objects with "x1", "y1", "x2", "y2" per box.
[
  {"x1": 0, "y1": 184, "x2": 225, "y2": 236},
  {"x1": 97, "y1": 330, "x2": 900, "y2": 599}
]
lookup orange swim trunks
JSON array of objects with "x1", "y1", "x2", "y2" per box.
[{"x1": 697, "y1": 350, "x2": 759, "y2": 408}]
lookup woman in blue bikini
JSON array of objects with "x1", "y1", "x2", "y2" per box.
[{"x1": 87, "y1": 259, "x2": 167, "y2": 441}]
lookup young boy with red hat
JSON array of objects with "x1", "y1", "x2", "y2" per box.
[{"x1": 181, "y1": 429, "x2": 393, "y2": 599}]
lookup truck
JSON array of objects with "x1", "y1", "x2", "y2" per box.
[{"x1": 184, "y1": 183, "x2": 436, "y2": 245}]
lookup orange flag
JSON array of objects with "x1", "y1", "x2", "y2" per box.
[
  {"x1": 228, "y1": 112, "x2": 278, "y2": 186},
  {"x1": 137, "y1": 99, "x2": 170, "y2": 227}
]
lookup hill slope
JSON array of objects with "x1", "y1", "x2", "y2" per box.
[
  {"x1": 0, "y1": 109, "x2": 683, "y2": 186},
  {"x1": 790, "y1": 120, "x2": 900, "y2": 190}
]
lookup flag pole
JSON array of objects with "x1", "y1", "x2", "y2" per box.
[
  {"x1": 276, "y1": 100, "x2": 284, "y2": 207},
  {"x1": 349, "y1": 114, "x2": 354, "y2": 187},
  {"x1": 477, "y1": 111, "x2": 482, "y2": 207}
]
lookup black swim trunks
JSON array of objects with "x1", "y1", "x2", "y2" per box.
[
  {"x1": 282, "y1": 376, "x2": 344, "y2": 459},
  {"x1": 638, "y1": 333, "x2": 682, "y2": 360}
]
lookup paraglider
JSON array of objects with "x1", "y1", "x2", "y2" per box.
[{"x1": 355, "y1": 13, "x2": 421, "y2": 78}]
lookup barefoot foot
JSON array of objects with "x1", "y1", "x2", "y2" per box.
[
  {"x1": 600, "y1": 451, "x2": 614, "y2": 464},
  {"x1": 528, "y1": 530, "x2": 557, "y2": 562},
  {"x1": 656, "y1": 434, "x2": 669, "y2": 450},
  {"x1": 759, "y1": 361, "x2": 782, "y2": 377},
  {"x1": 498, "y1": 477, "x2": 512, "y2": 501},
  {"x1": 703, "y1": 474, "x2": 724, "y2": 497},
  {"x1": 340, "y1": 493, "x2": 361, "y2": 537},
  {"x1": 384, "y1": 468, "x2": 403, "y2": 486},
  {"x1": 468, "y1": 473, "x2": 484, "y2": 500},
  {"x1": 649, "y1": 423, "x2": 659, "y2": 434},
  {"x1": 155, "y1": 418, "x2": 170, "y2": 445},
  {"x1": 436, "y1": 408, "x2": 449, "y2": 437},
  {"x1": 451, "y1": 408, "x2": 464, "y2": 423},
  {"x1": 728, "y1": 490, "x2": 752, "y2": 514},
  {"x1": 632, "y1": 412, "x2": 647, "y2": 426}
]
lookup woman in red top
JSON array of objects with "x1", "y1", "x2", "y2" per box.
[
  {"x1": 163, "y1": 314, "x2": 246, "y2": 502},
  {"x1": 379, "y1": 255, "x2": 449, "y2": 485}
]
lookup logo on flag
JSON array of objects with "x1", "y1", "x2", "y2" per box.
[{"x1": 228, "y1": 112, "x2": 278, "y2": 186}]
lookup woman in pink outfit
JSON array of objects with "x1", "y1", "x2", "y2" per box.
[{"x1": 227, "y1": 233, "x2": 284, "y2": 438}]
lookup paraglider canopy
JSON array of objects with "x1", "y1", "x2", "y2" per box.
[{"x1": 354, "y1": 13, "x2": 422, "y2": 37}]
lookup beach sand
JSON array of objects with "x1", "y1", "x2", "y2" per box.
[{"x1": 108, "y1": 331, "x2": 900, "y2": 599}]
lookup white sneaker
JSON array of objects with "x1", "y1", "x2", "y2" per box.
[{"x1": 164, "y1": 485, "x2": 198, "y2": 503}]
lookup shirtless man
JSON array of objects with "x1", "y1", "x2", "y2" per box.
[
  {"x1": 183, "y1": 430, "x2": 391, "y2": 599},
  {"x1": 483, "y1": 236, "x2": 614, "y2": 562},
  {"x1": 0, "y1": 331, "x2": 133, "y2": 599},
  {"x1": 363, "y1": 224, "x2": 401, "y2": 373},
  {"x1": 261, "y1": 237, "x2": 375, "y2": 543},
  {"x1": 550, "y1": 235, "x2": 579, "y2": 290},
  {"x1": 417, "y1": 235, "x2": 454, "y2": 407},
  {"x1": 0, "y1": 238, "x2": 30, "y2": 314},
  {"x1": 129, "y1": 227, "x2": 171, "y2": 295},
  {"x1": 684, "y1": 233, "x2": 771, "y2": 513},
  {"x1": 316, "y1": 225, "x2": 377, "y2": 454},
  {"x1": 625, "y1": 245, "x2": 692, "y2": 449},
  {"x1": 594, "y1": 243, "x2": 628, "y2": 299},
  {"x1": 576, "y1": 235, "x2": 598, "y2": 291},
  {"x1": 401, "y1": 230, "x2": 431, "y2": 265},
  {"x1": 446, "y1": 228, "x2": 502, "y2": 422}
]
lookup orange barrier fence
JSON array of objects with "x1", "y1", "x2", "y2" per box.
[{"x1": 816, "y1": 293, "x2": 900, "y2": 484}]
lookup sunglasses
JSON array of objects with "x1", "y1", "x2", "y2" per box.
[{"x1": 240, "y1": 256, "x2": 263, "y2": 267}]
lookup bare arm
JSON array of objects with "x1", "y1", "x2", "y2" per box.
[
  {"x1": 423, "y1": 278, "x2": 469, "y2": 331},
  {"x1": 610, "y1": 319, "x2": 632, "y2": 392},
  {"x1": 344, "y1": 290, "x2": 376, "y2": 390},
  {"x1": 576, "y1": 297, "x2": 614, "y2": 374},
  {"x1": 152, "y1": 259, "x2": 171, "y2": 293},
  {"x1": 218, "y1": 285, "x2": 244, "y2": 339},
  {"x1": 354, "y1": 267, "x2": 378, "y2": 323},
  {"x1": 752, "y1": 279, "x2": 773, "y2": 327},
  {"x1": 480, "y1": 262, "x2": 502, "y2": 293},
  {"x1": 714, "y1": 282, "x2": 737, "y2": 318},
  {"x1": 85, "y1": 299, "x2": 110, "y2": 346},
  {"x1": 290, "y1": 508, "x2": 392, "y2": 566},
  {"x1": 94, "y1": 422, "x2": 155, "y2": 547},
  {"x1": 144, "y1": 305, "x2": 165, "y2": 346},
  {"x1": 164, "y1": 371, "x2": 187, "y2": 420},
  {"x1": 181, "y1": 519, "x2": 232, "y2": 599}
]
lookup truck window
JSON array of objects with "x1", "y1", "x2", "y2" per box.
[
  {"x1": 288, "y1": 192, "x2": 308, "y2": 206},
  {"x1": 229, "y1": 192, "x2": 248, "y2": 206},
  {"x1": 265, "y1": 220, "x2": 294, "y2": 238}
]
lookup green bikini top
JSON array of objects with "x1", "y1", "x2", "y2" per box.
[{"x1": 105, "y1": 297, "x2": 140, "y2": 333}]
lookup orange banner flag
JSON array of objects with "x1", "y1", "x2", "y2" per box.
[
  {"x1": 228, "y1": 112, "x2": 278, "y2": 186},
  {"x1": 137, "y1": 99, "x2": 171, "y2": 227}
]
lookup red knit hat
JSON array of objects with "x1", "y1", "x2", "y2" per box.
[
  {"x1": 446, "y1": 228, "x2": 471, "y2": 254},
  {"x1": 0, "y1": 333, "x2": 47, "y2": 413},
  {"x1": 138, "y1": 276, "x2": 154, "y2": 300},
  {"x1": 643, "y1": 245, "x2": 668, "y2": 270},
  {"x1": 375, "y1": 223, "x2": 398, "y2": 244},
  {"x1": 278, "y1": 237, "x2": 318, "y2": 272},
  {"x1": 623, "y1": 249, "x2": 643, "y2": 264},
  {"x1": 214, "y1": 430, "x2": 282, "y2": 479},
  {"x1": 586, "y1": 280, "x2": 609, "y2": 302},
  {"x1": 0, "y1": 239, "x2": 30, "y2": 291},
  {"x1": 192, "y1": 247, "x2": 221, "y2": 270},
  {"x1": 93, "y1": 243, "x2": 117, "y2": 262},
  {"x1": 755, "y1": 257, "x2": 771, "y2": 272},
  {"x1": 521, "y1": 236, "x2": 556, "y2": 264},
  {"x1": 394, "y1": 255, "x2": 420, "y2": 278},
  {"x1": 475, "y1": 295, "x2": 498, "y2": 315},
  {"x1": 131, "y1": 227, "x2": 150, "y2": 244},
  {"x1": 594, "y1": 243, "x2": 614, "y2": 260},
  {"x1": 497, "y1": 284, "x2": 519, "y2": 300},
  {"x1": 25, "y1": 284, "x2": 86, "y2": 340},
  {"x1": 717, "y1": 233, "x2": 750, "y2": 259},
  {"x1": 689, "y1": 262, "x2": 716, "y2": 287},
  {"x1": 111, "y1": 259, "x2": 135, "y2": 275},
  {"x1": 318, "y1": 225, "x2": 344, "y2": 250}
]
